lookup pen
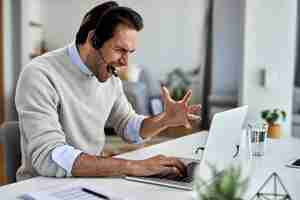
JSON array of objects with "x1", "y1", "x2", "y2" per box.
[{"x1": 82, "y1": 187, "x2": 110, "y2": 200}]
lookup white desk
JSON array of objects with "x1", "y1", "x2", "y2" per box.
[{"x1": 0, "y1": 132, "x2": 299, "y2": 200}]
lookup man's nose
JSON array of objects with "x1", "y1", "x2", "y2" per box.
[{"x1": 120, "y1": 53, "x2": 129, "y2": 66}]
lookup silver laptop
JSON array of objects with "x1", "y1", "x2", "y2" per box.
[{"x1": 125, "y1": 106, "x2": 248, "y2": 190}]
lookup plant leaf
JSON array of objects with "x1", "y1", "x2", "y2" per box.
[{"x1": 195, "y1": 164, "x2": 248, "y2": 200}]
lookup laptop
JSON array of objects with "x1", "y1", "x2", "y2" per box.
[{"x1": 124, "y1": 106, "x2": 248, "y2": 190}]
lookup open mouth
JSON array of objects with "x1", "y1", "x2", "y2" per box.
[{"x1": 107, "y1": 65, "x2": 118, "y2": 77}]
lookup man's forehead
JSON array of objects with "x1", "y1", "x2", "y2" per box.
[{"x1": 111, "y1": 24, "x2": 137, "y2": 50}]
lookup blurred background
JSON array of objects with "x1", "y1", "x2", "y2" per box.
[{"x1": 0, "y1": 0, "x2": 299, "y2": 184}]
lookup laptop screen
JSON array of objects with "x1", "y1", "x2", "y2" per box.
[{"x1": 196, "y1": 106, "x2": 248, "y2": 183}]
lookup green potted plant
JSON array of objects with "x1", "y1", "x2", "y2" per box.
[
  {"x1": 194, "y1": 164, "x2": 248, "y2": 200},
  {"x1": 164, "y1": 68, "x2": 191, "y2": 101},
  {"x1": 164, "y1": 67, "x2": 200, "y2": 101},
  {"x1": 261, "y1": 109, "x2": 287, "y2": 138}
]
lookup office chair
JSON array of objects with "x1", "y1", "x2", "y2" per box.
[{"x1": 0, "y1": 121, "x2": 21, "y2": 184}]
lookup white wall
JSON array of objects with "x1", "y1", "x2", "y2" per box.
[
  {"x1": 40, "y1": 0, "x2": 204, "y2": 80},
  {"x1": 242, "y1": 0, "x2": 297, "y2": 136},
  {"x1": 2, "y1": 0, "x2": 41, "y2": 121},
  {"x1": 22, "y1": 0, "x2": 42, "y2": 67}
]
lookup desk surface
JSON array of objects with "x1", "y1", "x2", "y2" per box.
[{"x1": 0, "y1": 132, "x2": 299, "y2": 200}]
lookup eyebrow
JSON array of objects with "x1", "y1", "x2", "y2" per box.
[{"x1": 114, "y1": 46, "x2": 136, "y2": 54}]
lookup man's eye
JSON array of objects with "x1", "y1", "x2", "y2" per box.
[
  {"x1": 114, "y1": 49, "x2": 123, "y2": 54},
  {"x1": 115, "y1": 48, "x2": 129, "y2": 54}
]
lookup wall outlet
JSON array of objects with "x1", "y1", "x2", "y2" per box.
[
  {"x1": 259, "y1": 68, "x2": 266, "y2": 87},
  {"x1": 260, "y1": 67, "x2": 277, "y2": 89}
]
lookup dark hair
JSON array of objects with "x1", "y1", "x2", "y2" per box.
[
  {"x1": 75, "y1": 1, "x2": 118, "y2": 45},
  {"x1": 75, "y1": 1, "x2": 143, "y2": 48}
]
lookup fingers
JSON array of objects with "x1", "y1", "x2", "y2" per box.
[
  {"x1": 159, "y1": 166, "x2": 184, "y2": 180},
  {"x1": 189, "y1": 104, "x2": 202, "y2": 114},
  {"x1": 159, "y1": 157, "x2": 187, "y2": 177},
  {"x1": 184, "y1": 119, "x2": 192, "y2": 129},
  {"x1": 138, "y1": 155, "x2": 187, "y2": 178},
  {"x1": 181, "y1": 89, "x2": 192, "y2": 104},
  {"x1": 187, "y1": 104, "x2": 201, "y2": 122},
  {"x1": 154, "y1": 166, "x2": 181, "y2": 179},
  {"x1": 170, "y1": 157, "x2": 187, "y2": 177},
  {"x1": 161, "y1": 86, "x2": 171, "y2": 99},
  {"x1": 160, "y1": 87, "x2": 167, "y2": 109},
  {"x1": 187, "y1": 113, "x2": 201, "y2": 121},
  {"x1": 160, "y1": 86, "x2": 173, "y2": 107}
]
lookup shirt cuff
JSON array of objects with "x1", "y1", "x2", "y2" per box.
[
  {"x1": 51, "y1": 145, "x2": 82, "y2": 177},
  {"x1": 124, "y1": 115, "x2": 147, "y2": 144}
]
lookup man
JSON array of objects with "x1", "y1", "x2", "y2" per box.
[{"x1": 15, "y1": 1, "x2": 201, "y2": 181}]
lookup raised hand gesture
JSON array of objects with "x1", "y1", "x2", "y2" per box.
[{"x1": 161, "y1": 86, "x2": 201, "y2": 129}]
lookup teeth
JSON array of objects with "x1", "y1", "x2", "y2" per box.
[{"x1": 107, "y1": 65, "x2": 118, "y2": 77}]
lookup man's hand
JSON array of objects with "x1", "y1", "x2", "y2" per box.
[
  {"x1": 161, "y1": 86, "x2": 201, "y2": 129},
  {"x1": 139, "y1": 86, "x2": 201, "y2": 140},
  {"x1": 126, "y1": 155, "x2": 187, "y2": 178},
  {"x1": 72, "y1": 153, "x2": 186, "y2": 178}
]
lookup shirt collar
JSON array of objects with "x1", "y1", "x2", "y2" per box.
[{"x1": 67, "y1": 42, "x2": 93, "y2": 77}]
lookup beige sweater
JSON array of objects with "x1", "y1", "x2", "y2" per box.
[{"x1": 15, "y1": 46, "x2": 136, "y2": 180}]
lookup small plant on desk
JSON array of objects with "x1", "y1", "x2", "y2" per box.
[
  {"x1": 194, "y1": 164, "x2": 248, "y2": 200},
  {"x1": 261, "y1": 108, "x2": 286, "y2": 138}
]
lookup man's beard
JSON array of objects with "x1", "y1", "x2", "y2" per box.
[
  {"x1": 96, "y1": 49, "x2": 119, "y2": 78},
  {"x1": 90, "y1": 53, "x2": 118, "y2": 82}
]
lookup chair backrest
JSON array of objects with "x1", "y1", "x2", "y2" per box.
[
  {"x1": 138, "y1": 65, "x2": 161, "y2": 97},
  {"x1": 0, "y1": 121, "x2": 21, "y2": 184}
]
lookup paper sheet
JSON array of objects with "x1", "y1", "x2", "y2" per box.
[{"x1": 19, "y1": 184, "x2": 126, "y2": 200}]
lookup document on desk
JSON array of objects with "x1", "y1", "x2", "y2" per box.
[{"x1": 19, "y1": 183, "x2": 129, "y2": 200}]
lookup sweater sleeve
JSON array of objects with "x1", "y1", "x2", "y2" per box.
[
  {"x1": 106, "y1": 79, "x2": 142, "y2": 142},
  {"x1": 15, "y1": 64, "x2": 68, "y2": 177}
]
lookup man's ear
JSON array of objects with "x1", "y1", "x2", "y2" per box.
[
  {"x1": 89, "y1": 30, "x2": 102, "y2": 50},
  {"x1": 87, "y1": 30, "x2": 96, "y2": 46}
]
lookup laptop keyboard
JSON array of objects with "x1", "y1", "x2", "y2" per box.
[
  {"x1": 124, "y1": 160, "x2": 200, "y2": 190},
  {"x1": 148, "y1": 161, "x2": 199, "y2": 183},
  {"x1": 170, "y1": 161, "x2": 199, "y2": 183}
]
